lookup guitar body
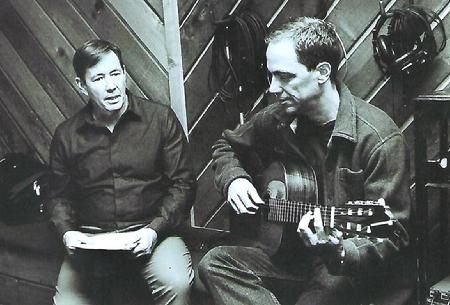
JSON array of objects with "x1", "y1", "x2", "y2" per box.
[{"x1": 230, "y1": 160, "x2": 318, "y2": 256}]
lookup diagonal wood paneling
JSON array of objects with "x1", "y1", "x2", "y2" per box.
[
  {"x1": 143, "y1": 0, "x2": 164, "y2": 21},
  {"x1": 32, "y1": 0, "x2": 145, "y2": 98},
  {"x1": 346, "y1": 0, "x2": 447, "y2": 105},
  {"x1": 370, "y1": 1, "x2": 450, "y2": 125},
  {"x1": 33, "y1": 0, "x2": 97, "y2": 49},
  {"x1": 69, "y1": 0, "x2": 169, "y2": 104},
  {"x1": 190, "y1": 0, "x2": 379, "y2": 227},
  {"x1": 107, "y1": 0, "x2": 168, "y2": 69},
  {"x1": 187, "y1": 0, "x2": 315, "y2": 176},
  {"x1": 189, "y1": 0, "x2": 338, "y2": 228},
  {"x1": 0, "y1": 101, "x2": 33, "y2": 157},
  {"x1": 0, "y1": 1, "x2": 184, "y2": 304},
  {"x1": 0, "y1": 32, "x2": 64, "y2": 135},
  {"x1": 190, "y1": 0, "x2": 450, "y2": 229},
  {"x1": 0, "y1": 67, "x2": 52, "y2": 162},
  {"x1": 8, "y1": 0, "x2": 82, "y2": 103},
  {"x1": 183, "y1": 0, "x2": 288, "y2": 127},
  {"x1": 0, "y1": 0, "x2": 448, "y2": 235},
  {"x1": 0, "y1": 3, "x2": 84, "y2": 118}
]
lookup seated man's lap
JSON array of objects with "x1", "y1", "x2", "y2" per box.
[{"x1": 53, "y1": 236, "x2": 193, "y2": 305}]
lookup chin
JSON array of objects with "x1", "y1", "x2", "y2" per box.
[{"x1": 105, "y1": 101, "x2": 124, "y2": 112}]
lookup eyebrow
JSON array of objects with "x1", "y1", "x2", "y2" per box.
[
  {"x1": 90, "y1": 68, "x2": 122, "y2": 79},
  {"x1": 271, "y1": 71, "x2": 295, "y2": 77},
  {"x1": 90, "y1": 73, "x2": 104, "y2": 80}
]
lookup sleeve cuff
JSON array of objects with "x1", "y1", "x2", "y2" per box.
[
  {"x1": 221, "y1": 171, "x2": 252, "y2": 197},
  {"x1": 147, "y1": 217, "x2": 167, "y2": 236}
]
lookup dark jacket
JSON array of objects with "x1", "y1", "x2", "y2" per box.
[
  {"x1": 49, "y1": 93, "x2": 196, "y2": 239},
  {"x1": 212, "y1": 85, "x2": 414, "y2": 303}
]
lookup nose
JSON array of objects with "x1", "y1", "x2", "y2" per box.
[
  {"x1": 268, "y1": 77, "x2": 282, "y2": 94},
  {"x1": 105, "y1": 76, "x2": 117, "y2": 92}
]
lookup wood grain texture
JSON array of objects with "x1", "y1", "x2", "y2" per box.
[
  {"x1": 8, "y1": 0, "x2": 79, "y2": 94},
  {"x1": 107, "y1": 0, "x2": 168, "y2": 69},
  {"x1": 0, "y1": 32, "x2": 64, "y2": 134},
  {"x1": 180, "y1": 0, "x2": 238, "y2": 74},
  {"x1": 345, "y1": 0, "x2": 447, "y2": 104},
  {"x1": 143, "y1": 0, "x2": 164, "y2": 21},
  {"x1": 191, "y1": 0, "x2": 450, "y2": 228},
  {"x1": 33, "y1": 0, "x2": 145, "y2": 97},
  {"x1": 184, "y1": 0, "x2": 287, "y2": 128},
  {"x1": 69, "y1": 0, "x2": 170, "y2": 104},
  {"x1": 189, "y1": 0, "x2": 333, "y2": 227},
  {"x1": 0, "y1": 4, "x2": 85, "y2": 118},
  {"x1": 370, "y1": 1, "x2": 450, "y2": 126},
  {"x1": 178, "y1": 0, "x2": 199, "y2": 24},
  {"x1": 34, "y1": 0, "x2": 97, "y2": 49},
  {"x1": 163, "y1": 0, "x2": 188, "y2": 133},
  {"x1": 0, "y1": 69, "x2": 52, "y2": 162},
  {"x1": 0, "y1": 101, "x2": 35, "y2": 158}
]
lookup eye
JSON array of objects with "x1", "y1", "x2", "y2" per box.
[
  {"x1": 278, "y1": 72, "x2": 294, "y2": 82},
  {"x1": 269, "y1": 72, "x2": 295, "y2": 85},
  {"x1": 92, "y1": 75, "x2": 104, "y2": 82},
  {"x1": 111, "y1": 70, "x2": 123, "y2": 77}
]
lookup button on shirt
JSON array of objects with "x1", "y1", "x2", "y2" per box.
[{"x1": 49, "y1": 93, "x2": 196, "y2": 238}]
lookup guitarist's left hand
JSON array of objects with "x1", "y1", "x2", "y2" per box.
[{"x1": 297, "y1": 207, "x2": 343, "y2": 255}]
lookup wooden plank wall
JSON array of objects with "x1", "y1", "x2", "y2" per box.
[
  {"x1": 0, "y1": 0, "x2": 172, "y2": 164},
  {"x1": 184, "y1": 0, "x2": 332, "y2": 229},
  {"x1": 0, "y1": 0, "x2": 449, "y2": 303},
  {"x1": 1, "y1": 0, "x2": 447, "y2": 230},
  {"x1": 0, "y1": 1, "x2": 180, "y2": 304},
  {"x1": 187, "y1": 0, "x2": 450, "y2": 230}
]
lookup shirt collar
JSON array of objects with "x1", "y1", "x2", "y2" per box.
[
  {"x1": 330, "y1": 84, "x2": 357, "y2": 143},
  {"x1": 77, "y1": 90, "x2": 141, "y2": 132},
  {"x1": 271, "y1": 84, "x2": 358, "y2": 144}
]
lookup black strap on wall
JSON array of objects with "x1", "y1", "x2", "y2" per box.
[{"x1": 209, "y1": 9, "x2": 267, "y2": 116}]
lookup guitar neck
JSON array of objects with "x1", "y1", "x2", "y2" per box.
[{"x1": 265, "y1": 198, "x2": 336, "y2": 226}]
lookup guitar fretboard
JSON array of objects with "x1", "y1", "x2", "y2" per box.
[
  {"x1": 266, "y1": 198, "x2": 335, "y2": 225},
  {"x1": 265, "y1": 198, "x2": 377, "y2": 227}
]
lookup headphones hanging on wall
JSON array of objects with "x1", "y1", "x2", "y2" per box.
[{"x1": 372, "y1": 1, "x2": 446, "y2": 75}]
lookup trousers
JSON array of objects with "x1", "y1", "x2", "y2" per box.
[
  {"x1": 198, "y1": 245, "x2": 357, "y2": 305},
  {"x1": 53, "y1": 236, "x2": 194, "y2": 305}
]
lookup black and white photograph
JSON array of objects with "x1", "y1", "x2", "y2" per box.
[{"x1": 0, "y1": 0, "x2": 449, "y2": 304}]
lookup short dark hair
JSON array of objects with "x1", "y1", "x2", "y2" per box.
[
  {"x1": 73, "y1": 39, "x2": 124, "y2": 82},
  {"x1": 266, "y1": 17, "x2": 343, "y2": 83}
]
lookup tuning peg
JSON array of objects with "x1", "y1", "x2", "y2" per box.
[{"x1": 377, "y1": 198, "x2": 386, "y2": 206}]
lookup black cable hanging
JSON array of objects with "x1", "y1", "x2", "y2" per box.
[{"x1": 209, "y1": 8, "x2": 268, "y2": 118}]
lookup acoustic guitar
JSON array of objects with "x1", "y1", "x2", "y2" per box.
[{"x1": 229, "y1": 160, "x2": 394, "y2": 256}]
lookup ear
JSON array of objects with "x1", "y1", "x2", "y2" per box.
[
  {"x1": 75, "y1": 77, "x2": 88, "y2": 96},
  {"x1": 315, "y1": 62, "x2": 332, "y2": 84},
  {"x1": 123, "y1": 65, "x2": 127, "y2": 86}
]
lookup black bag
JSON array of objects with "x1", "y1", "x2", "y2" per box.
[{"x1": 0, "y1": 153, "x2": 50, "y2": 224}]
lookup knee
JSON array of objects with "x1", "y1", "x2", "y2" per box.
[
  {"x1": 198, "y1": 246, "x2": 230, "y2": 280},
  {"x1": 153, "y1": 268, "x2": 193, "y2": 299}
]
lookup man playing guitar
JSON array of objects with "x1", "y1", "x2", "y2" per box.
[{"x1": 198, "y1": 17, "x2": 414, "y2": 305}]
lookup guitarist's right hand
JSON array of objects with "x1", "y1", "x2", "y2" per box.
[{"x1": 228, "y1": 178, "x2": 264, "y2": 215}]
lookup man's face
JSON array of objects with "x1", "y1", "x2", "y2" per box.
[
  {"x1": 266, "y1": 39, "x2": 321, "y2": 115},
  {"x1": 78, "y1": 51, "x2": 127, "y2": 114}
]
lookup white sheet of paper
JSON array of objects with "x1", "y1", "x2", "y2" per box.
[{"x1": 74, "y1": 232, "x2": 139, "y2": 251}]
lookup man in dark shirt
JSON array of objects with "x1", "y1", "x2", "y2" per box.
[
  {"x1": 198, "y1": 17, "x2": 414, "y2": 305},
  {"x1": 49, "y1": 39, "x2": 196, "y2": 305}
]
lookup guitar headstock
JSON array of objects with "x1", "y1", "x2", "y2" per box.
[{"x1": 332, "y1": 198, "x2": 395, "y2": 237}]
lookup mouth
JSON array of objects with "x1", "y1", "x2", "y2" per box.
[{"x1": 105, "y1": 95, "x2": 121, "y2": 102}]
